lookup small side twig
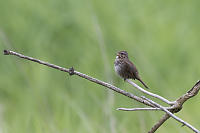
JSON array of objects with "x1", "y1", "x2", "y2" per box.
[
  {"x1": 117, "y1": 107, "x2": 162, "y2": 111},
  {"x1": 117, "y1": 106, "x2": 173, "y2": 111}
]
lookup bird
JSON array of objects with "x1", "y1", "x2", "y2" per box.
[{"x1": 114, "y1": 50, "x2": 149, "y2": 89}]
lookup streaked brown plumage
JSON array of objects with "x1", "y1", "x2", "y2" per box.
[{"x1": 114, "y1": 51, "x2": 149, "y2": 89}]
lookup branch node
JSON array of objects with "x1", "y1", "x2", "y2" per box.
[
  {"x1": 3, "y1": 50, "x2": 9, "y2": 55},
  {"x1": 171, "y1": 106, "x2": 182, "y2": 113},
  {"x1": 69, "y1": 67, "x2": 75, "y2": 76},
  {"x1": 182, "y1": 124, "x2": 186, "y2": 127}
]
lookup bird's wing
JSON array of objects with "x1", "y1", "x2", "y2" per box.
[
  {"x1": 124, "y1": 59, "x2": 139, "y2": 79},
  {"x1": 125, "y1": 60, "x2": 149, "y2": 89}
]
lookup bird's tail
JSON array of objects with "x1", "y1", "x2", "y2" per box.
[{"x1": 138, "y1": 78, "x2": 149, "y2": 89}]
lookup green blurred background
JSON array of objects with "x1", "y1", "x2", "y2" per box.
[{"x1": 0, "y1": 0, "x2": 200, "y2": 132}]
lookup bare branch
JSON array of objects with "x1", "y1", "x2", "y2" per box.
[
  {"x1": 3, "y1": 50, "x2": 155, "y2": 107},
  {"x1": 4, "y1": 50, "x2": 200, "y2": 133},
  {"x1": 126, "y1": 79, "x2": 175, "y2": 105},
  {"x1": 142, "y1": 96, "x2": 200, "y2": 133}
]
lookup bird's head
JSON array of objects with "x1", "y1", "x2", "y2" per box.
[{"x1": 116, "y1": 51, "x2": 128, "y2": 59}]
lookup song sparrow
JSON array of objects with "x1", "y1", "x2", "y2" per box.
[{"x1": 114, "y1": 51, "x2": 149, "y2": 89}]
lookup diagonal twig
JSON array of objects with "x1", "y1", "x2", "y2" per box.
[
  {"x1": 173, "y1": 80, "x2": 200, "y2": 110},
  {"x1": 142, "y1": 96, "x2": 200, "y2": 133},
  {"x1": 126, "y1": 79, "x2": 175, "y2": 105},
  {"x1": 148, "y1": 113, "x2": 171, "y2": 133},
  {"x1": 3, "y1": 50, "x2": 155, "y2": 107},
  {"x1": 149, "y1": 80, "x2": 200, "y2": 133}
]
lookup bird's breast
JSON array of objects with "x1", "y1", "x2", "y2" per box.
[
  {"x1": 114, "y1": 59, "x2": 123, "y2": 74},
  {"x1": 114, "y1": 63, "x2": 121, "y2": 73}
]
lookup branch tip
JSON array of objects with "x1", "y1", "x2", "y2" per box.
[
  {"x1": 3, "y1": 50, "x2": 9, "y2": 55},
  {"x1": 187, "y1": 80, "x2": 200, "y2": 93}
]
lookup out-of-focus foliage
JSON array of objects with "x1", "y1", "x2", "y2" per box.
[{"x1": 0, "y1": 0, "x2": 200, "y2": 132}]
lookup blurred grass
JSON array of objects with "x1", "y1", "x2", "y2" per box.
[{"x1": 0, "y1": 0, "x2": 200, "y2": 133}]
